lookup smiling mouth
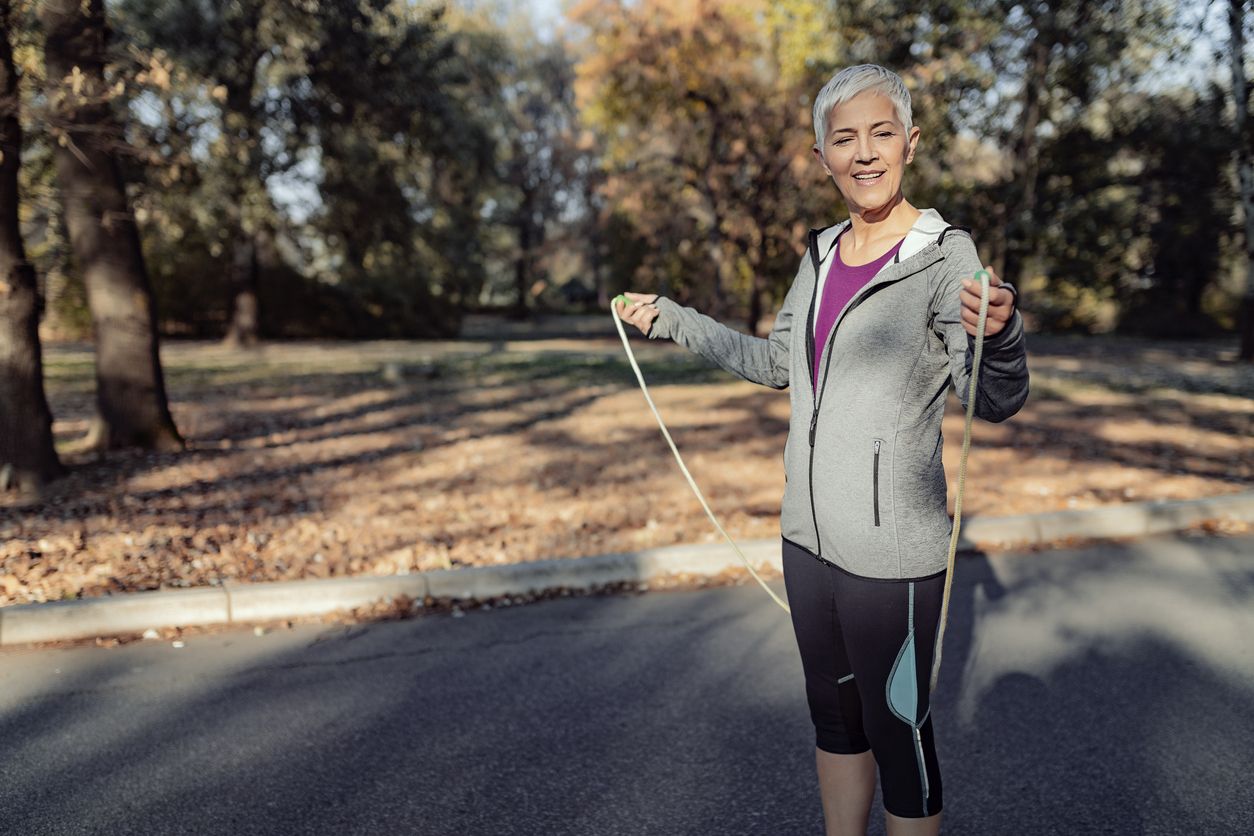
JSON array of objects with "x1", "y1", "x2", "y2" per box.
[{"x1": 852, "y1": 171, "x2": 885, "y2": 182}]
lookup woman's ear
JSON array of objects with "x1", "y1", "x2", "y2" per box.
[
  {"x1": 811, "y1": 144, "x2": 831, "y2": 177},
  {"x1": 904, "y1": 125, "x2": 921, "y2": 165}
]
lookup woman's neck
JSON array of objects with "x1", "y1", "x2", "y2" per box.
[{"x1": 845, "y1": 192, "x2": 921, "y2": 252}]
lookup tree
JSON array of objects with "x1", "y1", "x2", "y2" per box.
[
  {"x1": 0, "y1": 0, "x2": 64, "y2": 493},
  {"x1": 493, "y1": 31, "x2": 581, "y2": 320},
  {"x1": 40, "y1": 0, "x2": 182, "y2": 452},
  {"x1": 1024, "y1": 86, "x2": 1232, "y2": 335},
  {"x1": 1231, "y1": 0, "x2": 1254, "y2": 360},
  {"x1": 116, "y1": 0, "x2": 307, "y2": 348},
  {"x1": 213, "y1": 1, "x2": 267, "y2": 348},
  {"x1": 570, "y1": 0, "x2": 837, "y2": 334},
  {"x1": 830, "y1": 0, "x2": 1180, "y2": 287},
  {"x1": 115, "y1": 0, "x2": 495, "y2": 339},
  {"x1": 990, "y1": 1, "x2": 1106, "y2": 284},
  {"x1": 293, "y1": 0, "x2": 493, "y2": 336}
]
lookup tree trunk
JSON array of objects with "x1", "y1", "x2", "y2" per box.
[
  {"x1": 747, "y1": 272, "x2": 764, "y2": 337},
  {"x1": 1002, "y1": 9, "x2": 1052, "y2": 288},
  {"x1": 0, "y1": 0, "x2": 65, "y2": 493},
  {"x1": 512, "y1": 189, "x2": 534, "y2": 320},
  {"x1": 1232, "y1": 0, "x2": 1254, "y2": 362},
  {"x1": 41, "y1": 0, "x2": 183, "y2": 452},
  {"x1": 591, "y1": 226, "x2": 608, "y2": 310},
  {"x1": 223, "y1": 232, "x2": 259, "y2": 348},
  {"x1": 220, "y1": 29, "x2": 264, "y2": 348},
  {"x1": 586, "y1": 181, "x2": 609, "y2": 310},
  {"x1": 745, "y1": 238, "x2": 767, "y2": 337}
]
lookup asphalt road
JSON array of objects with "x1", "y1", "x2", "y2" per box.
[{"x1": 1, "y1": 531, "x2": 1252, "y2": 835}]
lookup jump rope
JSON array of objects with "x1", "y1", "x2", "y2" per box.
[{"x1": 611, "y1": 269, "x2": 992, "y2": 691}]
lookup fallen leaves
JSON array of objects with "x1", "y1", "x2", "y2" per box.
[{"x1": 0, "y1": 332, "x2": 1248, "y2": 610}]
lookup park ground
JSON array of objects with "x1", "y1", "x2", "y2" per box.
[{"x1": 0, "y1": 314, "x2": 1250, "y2": 608}]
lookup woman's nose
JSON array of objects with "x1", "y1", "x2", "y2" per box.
[{"x1": 855, "y1": 137, "x2": 877, "y2": 163}]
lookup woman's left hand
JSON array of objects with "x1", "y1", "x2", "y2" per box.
[{"x1": 959, "y1": 265, "x2": 1016, "y2": 338}]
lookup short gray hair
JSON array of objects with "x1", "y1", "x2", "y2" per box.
[{"x1": 812, "y1": 64, "x2": 913, "y2": 149}]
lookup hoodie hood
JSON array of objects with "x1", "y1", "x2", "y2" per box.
[{"x1": 814, "y1": 207, "x2": 952, "y2": 261}]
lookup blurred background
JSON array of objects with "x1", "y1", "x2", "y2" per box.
[
  {"x1": 9, "y1": 0, "x2": 1252, "y2": 341},
  {"x1": 0, "y1": 0, "x2": 1251, "y2": 606}
]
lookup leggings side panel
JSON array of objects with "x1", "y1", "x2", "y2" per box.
[{"x1": 833, "y1": 563, "x2": 946, "y2": 818}]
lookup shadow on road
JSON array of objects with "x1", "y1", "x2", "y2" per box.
[{"x1": 0, "y1": 533, "x2": 1252, "y2": 834}]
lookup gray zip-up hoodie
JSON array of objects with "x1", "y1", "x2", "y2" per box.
[{"x1": 645, "y1": 208, "x2": 1030, "y2": 579}]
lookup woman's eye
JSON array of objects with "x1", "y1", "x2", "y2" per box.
[
  {"x1": 876, "y1": 132, "x2": 894, "y2": 138},
  {"x1": 833, "y1": 138, "x2": 851, "y2": 145}
]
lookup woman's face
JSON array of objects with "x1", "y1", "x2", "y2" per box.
[{"x1": 813, "y1": 91, "x2": 920, "y2": 216}]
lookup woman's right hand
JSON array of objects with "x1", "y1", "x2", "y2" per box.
[{"x1": 613, "y1": 292, "x2": 661, "y2": 336}]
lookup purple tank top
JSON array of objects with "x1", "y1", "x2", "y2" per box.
[{"x1": 812, "y1": 232, "x2": 905, "y2": 391}]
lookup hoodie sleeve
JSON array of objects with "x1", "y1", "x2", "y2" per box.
[
  {"x1": 644, "y1": 257, "x2": 808, "y2": 390},
  {"x1": 931, "y1": 235, "x2": 1030, "y2": 423}
]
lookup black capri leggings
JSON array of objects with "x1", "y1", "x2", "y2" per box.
[{"x1": 781, "y1": 536, "x2": 945, "y2": 819}]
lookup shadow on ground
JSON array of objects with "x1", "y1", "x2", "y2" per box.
[{"x1": 1, "y1": 533, "x2": 1252, "y2": 834}]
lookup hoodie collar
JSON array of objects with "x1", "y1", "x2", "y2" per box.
[{"x1": 815, "y1": 207, "x2": 951, "y2": 265}]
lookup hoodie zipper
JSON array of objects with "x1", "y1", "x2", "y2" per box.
[
  {"x1": 804, "y1": 226, "x2": 946, "y2": 560},
  {"x1": 805, "y1": 230, "x2": 823, "y2": 559}
]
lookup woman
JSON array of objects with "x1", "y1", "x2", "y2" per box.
[{"x1": 615, "y1": 64, "x2": 1029, "y2": 835}]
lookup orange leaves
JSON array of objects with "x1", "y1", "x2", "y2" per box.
[
  {"x1": 132, "y1": 50, "x2": 173, "y2": 93},
  {"x1": 569, "y1": 0, "x2": 831, "y2": 305}
]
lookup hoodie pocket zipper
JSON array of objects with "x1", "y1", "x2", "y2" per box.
[{"x1": 872, "y1": 439, "x2": 882, "y2": 527}]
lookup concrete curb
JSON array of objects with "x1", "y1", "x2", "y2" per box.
[
  {"x1": 2, "y1": 491, "x2": 1252, "y2": 646},
  {"x1": 954, "y1": 490, "x2": 1254, "y2": 548}
]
